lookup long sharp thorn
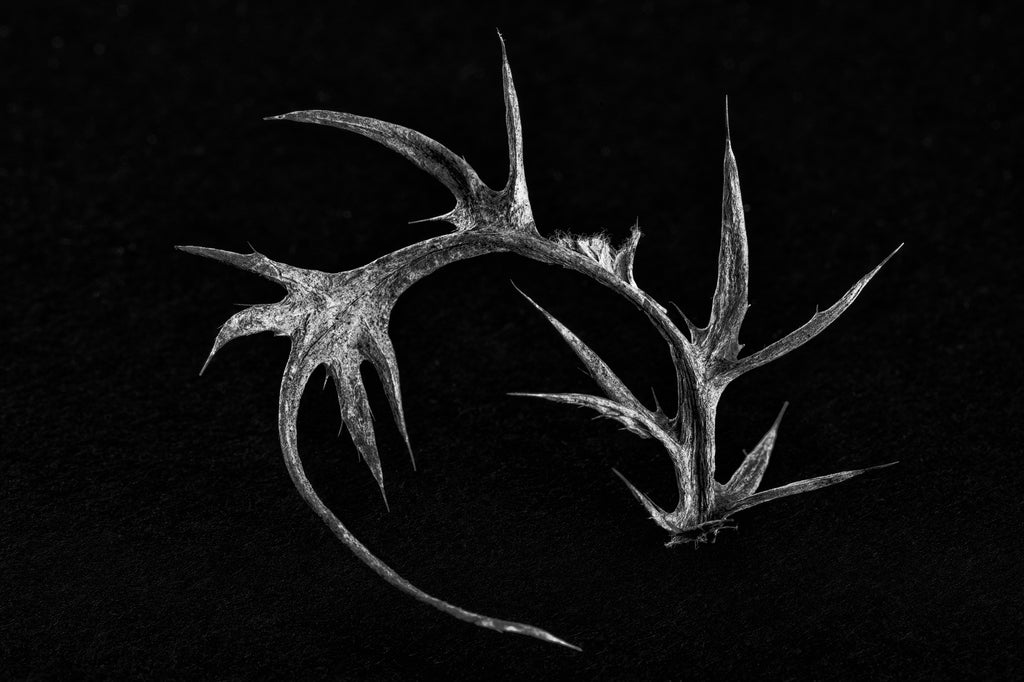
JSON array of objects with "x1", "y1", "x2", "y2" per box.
[
  {"x1": 497, "y1": 30, "x2": 534, "y2": 230},
  {"x1": 730, "y1": 244, "x2": 903, "y2": 377},
  {"x1": 650, "y1": 387, "x2": 663, "y2": 416},
  {"x1": 724, "y1": 94, "x2": 731, "y2": 141},
  {"x1": 408, "y1": 212, "x2": 455, "y2": 225},
  {"x1": 669, "y1": 301, "x2": 702, "y2": 342},
  {"x1": 199, "y1": 346, "x2": 216, "y2": 376},
  {"x1": 726, "y1": 462, "x2": 898, "y2": 514},
  {"x1": 611, "y1": 468, "x2": 674, "y2": 532}
]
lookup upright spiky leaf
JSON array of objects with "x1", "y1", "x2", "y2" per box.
[
  {"x1": 498, "y1": 32, "x2": 534, "y2": 230},
  {"x1": 705, "y1": 100, "x2": 749, "y2": 361}
]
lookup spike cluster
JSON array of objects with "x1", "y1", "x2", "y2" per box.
[{"x1": 181, "y1": 35, "x2": 899, "y2": 650}]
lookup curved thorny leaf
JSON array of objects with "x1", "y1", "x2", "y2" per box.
[{"x1": 181, "y1": 34, "x2": 900, "y2": 649}]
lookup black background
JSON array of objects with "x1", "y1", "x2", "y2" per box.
[{"x1": 3, "y1": 1, "x2": 1021, "y2": 678}]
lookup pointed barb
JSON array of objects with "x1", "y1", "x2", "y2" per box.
[
  {"x1": 649, "y1": 387, "x2": 665, "y2": 418},
  {"x1": 669, "y1": 301, "x2": 703, "y2": 343},
  {"x1": 408, "y1": 210, "x2": 457, "y2": 226},
  {"x1": 724, "y1": 95, "x2": 731, "y2": 142},
  {"x1": 533, "y1": 632, "x2": 582, "y2": 652},
  {"x1": 199, "y1": 350, "x2": 215, "y2": 376}
]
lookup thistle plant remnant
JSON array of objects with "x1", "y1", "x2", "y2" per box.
[{"x1": 180, "y1": 36, "x2": 899, "y2": 650}]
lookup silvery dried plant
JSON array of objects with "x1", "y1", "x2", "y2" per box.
[{"x1": 180, "y1": 37, "x2": 899, "y2": 650}]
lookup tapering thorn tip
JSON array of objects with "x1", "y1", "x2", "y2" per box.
[{"x1": 724, "y1": 95, "x2": 732, "y2": 142}]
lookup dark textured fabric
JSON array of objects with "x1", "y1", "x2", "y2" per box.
[{"x1": 3, "y1": 2, "x2": 1020, "y2": 678}]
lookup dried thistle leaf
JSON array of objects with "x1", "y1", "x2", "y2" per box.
[{"x1": 183, "y1": 35, "x2": 901, "y2": 649}]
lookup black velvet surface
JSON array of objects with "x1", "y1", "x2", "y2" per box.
[{"x1": 3, "y1": 2, "x2": 1021, "y2": 678}]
